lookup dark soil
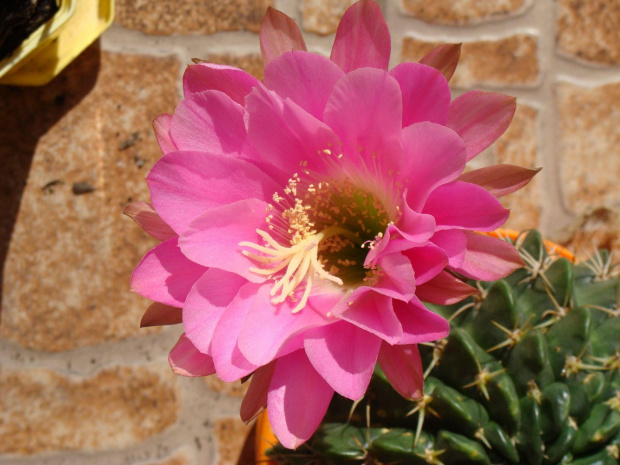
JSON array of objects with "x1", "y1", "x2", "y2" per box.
[{"x1": 0, "y1": 0, "x2": 59, "y2": 62}]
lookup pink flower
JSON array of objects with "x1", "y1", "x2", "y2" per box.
[{"x1": 126, "y1": 0, "x2": 536, "y2": 449}]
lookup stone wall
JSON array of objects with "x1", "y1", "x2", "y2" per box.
[{"x1": 1, "y1": 1, "x2": 619, "y2": 464}]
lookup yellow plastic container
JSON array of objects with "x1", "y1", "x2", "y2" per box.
[
  {"x1": 0, "y1": 0, "x2": 76, "y2": 80},
  {"x1": 0, "y1": 0, "x2": 114, "y2": 86}
]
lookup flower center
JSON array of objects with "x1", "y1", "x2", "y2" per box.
[{"x1": 240, "y1": 173, "x2": 392, "y2": 313}]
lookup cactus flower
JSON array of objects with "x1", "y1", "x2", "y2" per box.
[{"x1": 126, "y1": 0, "x2": 537, "y2": 449}]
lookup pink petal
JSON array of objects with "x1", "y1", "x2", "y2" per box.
[
  {"x1": 457, "y1": 164, "x2": 541, "y2": 198},
  {"x1": 389, "y1": 62, "x2": 451, "y2": 127},
  {"x1": 323, "y1": 68, "x2": 402, "y2": 163},
  {"x1": 178, "y1": 198, "x2": 270, "y2": 283},
  {"x1": 169, "y1": 333, "x2": 216, "y2": 377},
  {"x1": 393, "y1": 296, "x2": 450, "y2": 344},
  {"x1": 415, "y1": 270, "x2": 478, "y2": 305},
  {"x1": 183, "y1": 268, "x2": 247, "y2": 354},
  {"x1": 152, "y1": 114, "x2": 177, "y2": 154},
  {"x1": 430, "y1": 230, "x2": 467, "y2": 269},
  {"x1": 240, "y1": 362, "x2": 276, "y2": 423},
  {"x1": 245, "y1": 86, "x2": 341, "y2": 181},
  {"x1": 450, "y1": 231, "x2": 524, "y2": 281},
  {"x1": 394, "y1": 195, "x2": 436, "y2": 244},
  {"x1": 169, "y1": 90, "x2": 247, "y2": 155},
  {"x1": 263, "y1": 51, "x2": 344, "y2": 120},
  {"x1": 402, "y1": 244, "x2": 448, "y2": 285},
  {"x1": 447, "y1": 91, "x2": 516, "y2": 161},
  {"x1": 148, "y1": 151, "x2": 278, "y2": 234},
  {"x1": 305, "y1": 321, "x2": 380, "y2": 400},
  {"x1": 268, "y1": 350, "x2": 334, "y2": 449},
  {"x1": 330, "y1": 0, "x2": 390, "y2": 73},
  {"x1": 418, "y1": 43, "x2": 462, "y2": 82},
  {"x1": 140, "y1": 302, "x2": 182, "y2": 328},
  {"x1": 401, "y1": 122, "x2": 466, "y2": 212},
  {"x1": 260, "y1": 7, "x2": 307, "y2": 67},
  {"x1": 422, "y1": 181, "x2": 509, "y2": 232},
  {"x1": 210, "y1": 283, "x2": 261, "y2": 382},
  {"x1": 183, "y1": 63, "x2": 260, "y2": 104},
  {"x1": 123, "y1": 201, "x2": 176, "y2": 242},
  {"x1": 378, "y1": 343, "x2": 424, "y2": 399},
  {"x1": 237, "y1": 285, "x2": 337, "y2": 366},
  {"x1": 131, "y1": 237, "x2": 206, "y2": 307},
  {"x1": 337, "y1": 290, "x2": 403, "y2": 344},
  {"x1": 372, "y1": 252, "x2": 416, "y2": 302}
]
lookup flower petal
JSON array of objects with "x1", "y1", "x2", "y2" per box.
[
  {"x1": 305, "y1": 321, "x2": 380, "y2": 400},
  {"x1": 393, "y1": 296, "x2": 450, "y2": 345},
  {"x1": 148, "y1": 151, "x2": 278, "y2": 234},
  {"x1": 402, "y1": 244, "x2": 448, "y2": 285},
  {"x1": 422, "y1": 181, "x2": 509, "y2": 232},
  {"x1": 372, "y1": 252, "x2": 416, "y2": 302},
  {"x1": 330, "y1": 0, "x2": 390, "y2": 73},
  {"x1": 140, "y1": 302, "x2": 182, "y2": 328},
  {"x1": 211, "y1": 283, "x2": 261, "y2": 382},
  {"x1": 457, "y1": 164, "x2": 541, "y2": 198},
  {"x1": 183, "y1": 268, "x2": 247, "y2": 354},
  {"x1": 323, "y1": 68, "x2": 402, "y2": 163},
  {"x1": 268, "y1": 350, "x2": 334, "y2": 449},
  {"x1": 170, "y1": 90, "x2": 247, "y2": 155},
  {"x1": 123, "y1": 201, "x2": 176, "y2": 242},
  {"x1": 169, "y1": 333, "x2": 216, "y2": 377},
  {"x1": 152, "y1": 113, "x2": 177, "y2": 154},
  {"x1": 447, "y1": 91, "x2": 516, "y2": 161},
  {"x1": 415, "y1": 270, "x2": 478, "y2": 305},
  {"x1": 389, "y1": 62, "x2": 451, "y2": 127},
  {"x1": 237, "y1": 285, "x2": 338, "y2": 366},
  {"x1": 260, "y1": 7, "x2": 307, "y2": 67},
  {"x1": 430, "y1": 229, "x2": 467, "y2": 269},
  {"x1": 240, "y1": 362, "x2": 276, "y2": 423},
  {"x1": 401, "y1": 122, "x2": 466, "y2": 212},
  {"x1": 179, "y1": 198, "x2": 270, "y2": 282},
  {"x1": 131, "y1": 237, "x2": 206, "y2": 307},
  {"x1": 337, "y1": 290, "x2": 403, "y2": 344},
  {"x1": 418, "y1": 43, "x2": 462, "y2": 82},
  {"x1": 183, "y1": 63, "x2": 260, "y2": 104},
  {"x1": 263, "y1": 51, "x2": 345, "y2": 120},
  {"x1": 378, "y1": 343, "x2": 424, "y2": 400},
  {"x1": 246, "y1": 86, "x2": 341, "y2": 181},
  {"x1": 450, "y1": 231, "x2": 524, "y2": 281}
]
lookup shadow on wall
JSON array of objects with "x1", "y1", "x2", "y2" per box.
[{"x1": 0, "y1": 40, "x2": 101, "y2": 317}]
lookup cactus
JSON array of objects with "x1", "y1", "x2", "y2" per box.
[{"x1": 266, "y1": 231, "x2": 620, "y2": 465}]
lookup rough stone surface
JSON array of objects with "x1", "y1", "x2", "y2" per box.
[
  {"x1": 301, "y1": 0, "x2": 357, "y2": 35},
  {"x1": 114, "y1": 0, "x2": 272, "y2": 36},
  {"x1": 563, "y1": 207, "x2": 620, "y2": 258},
  {"x1": 557, "y1": 81, "x2": 620, "y2": 214},
  {"x1": 0, "y1": 364, "x2": 179, "y2": 455},
  {"x1": 557, "y1": 0, "x2": 620, "y2": 65},
  {"x1": 207, "y1": 53, "x2": 264, "y2": 80},
  {"x1": 494, "y1": 104, "x2": 541, "y2": 231},
  {"x1": 401, "y1": 34, "x2": 539, "y2": 88},
  {"x1": 0, "y1": 45, "x2": 179, "y2": 351},
  {"x1": 205, "y1": 377, "x2": 248, "y2": 398},
  {"x1": 140, "y1": 450, "x2": 192, "y2": 465},
  {"x1": 214, "y1": 418, "x2": 253, "y2": 465},
  {"x1": 401, "y1": 0, "x2": 531, "y2": 25}
]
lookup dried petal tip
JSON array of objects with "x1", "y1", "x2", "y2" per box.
[
  {"x1": 260, "y1": 6, "x2": 307, "y2": 67},
  {"x1": 458, "y1": 165, "x2": 541, "y2": 198},
  {"x1": 419, "y1": 43, "x2": 462, "y2": 82},
  {"x1": 140, "y1": 302, "x2": 182, "y2": 328}
]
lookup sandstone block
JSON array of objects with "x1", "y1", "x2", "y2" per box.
[
  {"x1": 401, "y1": 0, "x2": 532, "y2": 25},
  {"x1": 557, "y1": 0, "x2": 620, "y2": 65},
  {"x1": 0, "y1": 45, "x2": 179, "y2": 351},
  {"x1": 401, "y1": 34, "x2": 539, "y2": 88},
  {"x1": 0, "y1": 364, "x2": 179, "y2": 455},
  {"x1": 301, "y1": 0, "x2": 357, "y2": 35},
  {"x1": 115, "y1": 0, "x2": 272, "y2": 36}
]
